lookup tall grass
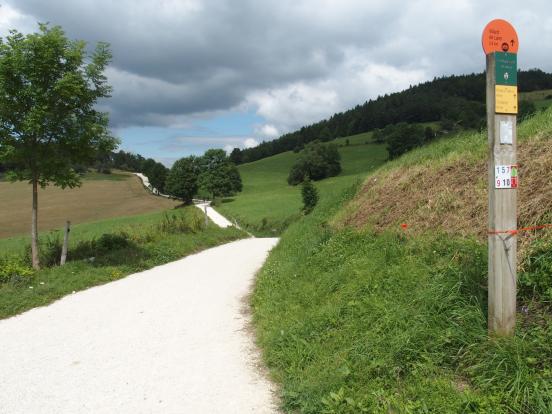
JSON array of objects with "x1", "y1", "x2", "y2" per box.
[{"x1": 253, "y1": 166, "x2": 552, "y2": 412}]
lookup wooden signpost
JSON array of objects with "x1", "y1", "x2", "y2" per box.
[{"x1": 482, "y1": 19, "x2": 519, "y2": 336}]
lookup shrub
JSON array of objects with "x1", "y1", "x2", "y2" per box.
[
  {"x1": 288, "y1": 141, "x2": 341, "y2": 185},
  {"x1": 301, "y1": 178, "x2": 319, "y2": 214},
  {"x1": 24, "y1": 232, "x2": 63, "y2": 267},
  {"x1": 97, "y1": 233, "x2": 132, "y2": 252},
  {"x1": 518, "y1": 100, "x2": 537, "y2": 121},
  {"x1": 70, "y1": 232, "x2": 133, "y2": 261},
  {"x1": 519, "y1": 238, "x2": 552, "y2": 305},
  {"x1": 0, "y1": 256, "x2": 34, "y2": 285},
  {"x1": 157, "y1": 211, "x2": 203, "y2": 234},
  {"x1": 386, "y1": 122, "x2": 426, "y2": 159}
]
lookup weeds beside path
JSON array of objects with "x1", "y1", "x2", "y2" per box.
[{"x1": 0, "y1": 207, "x2": 245, "y2": 319}]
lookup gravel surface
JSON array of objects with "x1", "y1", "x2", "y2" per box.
[
  {"x1": 0, "y1": 237, "x2": 280, "y2": 414},
  {"x1": 194, "y1": 202, "x2": 234, "y2": 228}
]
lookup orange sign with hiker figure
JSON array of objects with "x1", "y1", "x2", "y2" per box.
[{"x1": 482, "y1": 19, "x2": 519, "y2": 55}]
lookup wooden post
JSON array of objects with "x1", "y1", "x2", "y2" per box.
[
  {"x1": 204, "y1": 204, "x2": 209, "y2": 228},
  {"x1": 60, "y1": 221, "x2": 71, "y2": 266},
  {"x1": 486, "y1": 53, "x2": 517, "y2": 336}
]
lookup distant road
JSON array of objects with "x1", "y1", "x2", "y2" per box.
[
  {"x1": 194, "y1": 201, "x2": 234, "y2": 228},
  {"x1": 0, "y1": 237, "x2": 280, "y2": 414}
]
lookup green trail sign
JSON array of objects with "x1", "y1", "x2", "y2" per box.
[{"x1": 495, "y1": 52, "x2": 517, "y2": 86}]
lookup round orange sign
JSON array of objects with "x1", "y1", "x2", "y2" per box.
[{"x1": 482, "y1": 19, "x2": 519, "y2": 55}]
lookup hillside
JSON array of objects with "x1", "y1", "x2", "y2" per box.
[
  {"x1": 217, "y1": 141, "x2": 388, "y2": 235},
  {"x1": 334, "y1": 112, "x2": 552, "y2": 255},
  {"x1": 0, "y1": 171, "x2": 178, "y2": 239},
  {"x1": 233, "y1": 71, "x2": 552, "y2": 164},
  {"x1": 250, "y1": 108, "x2": 552, "y2": 413}
]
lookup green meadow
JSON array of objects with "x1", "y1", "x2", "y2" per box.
[
  {"x1": 251, "y1": 109, "x2": 552, "y2": 413},
  {"x1": 217, "y1": 142, "x2": 388, "y2": 235}
]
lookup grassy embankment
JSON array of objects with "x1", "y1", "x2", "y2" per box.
[
  {"x1": 252, "y1": 109, "x2": 552, "y2": 413},
  {"x1": 521, "y1": 89, "x2": 552, "y2": 111},
  {"x1": 0, "y1": 170, "x2": 178, "y2": 239},
  {"x1": 217, "y1": 134, "x2": 388, "y2": 235},
  {"x1": 0, "y1": 177, "x2": 245, "y2": 319}
]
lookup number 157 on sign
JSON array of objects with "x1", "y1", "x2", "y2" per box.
[{"x1": 495, "y1": 165, "x2": 518, "y2": 189}]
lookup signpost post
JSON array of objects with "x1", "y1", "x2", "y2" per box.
[{"x1": 482, "y1": 19, "x2": 519, "y2": 336}]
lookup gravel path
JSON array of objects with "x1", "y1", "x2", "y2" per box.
[
  {"x1": 0, "y1": 237, "x2": 280, "y2": 414},
  {"x1": 195, "y1": 202, "x2": 234, "y2": 228}
]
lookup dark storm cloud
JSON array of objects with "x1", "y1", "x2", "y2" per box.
[
  {"x1": 4, "y1": 0, "x2": 552, "y2": 132},
  {"x1": 3, "y1": 0, "x2": 403, "y2": 127}
]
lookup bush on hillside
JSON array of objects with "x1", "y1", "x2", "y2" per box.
[
  {"x1": 301, "y1": 178, "x2": 319, "y2": 214},
  {"x1": 287, "y1": 141, "x2": 341, "y2": 185},
  {"x1": 519, "y1": 100, "x2": 537, "y2": 121},
  {"x1": 385, "y1": 123, "x2": 426, "y2": 159}
]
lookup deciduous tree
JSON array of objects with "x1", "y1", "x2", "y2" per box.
[
  {"x1": 165, "y1": 156, "x2": 201, "y2": 203},
  {"x1": 0, "y1": 24, "x2": 117, "y2": 269},
  {"x1": 198, "y1": 149, "x2": 242, "y2": 198}
]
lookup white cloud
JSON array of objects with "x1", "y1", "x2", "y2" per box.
[
  {"x1": 247, "y1": 55, "x2": 426, "y2": 135},
  {"x1": 254, "y1": 124, "x2": 280, "y2": 139},
  {"x1": 0, "y1": 4, "x2": 35, "y2": 37},
  {"x1": 243, "y1": 138, "x2": 259, "y2": 148}
]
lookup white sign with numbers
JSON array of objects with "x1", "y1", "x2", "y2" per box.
[{"x1": 495, "y1": 164, "x2": 518, "y2": 189}]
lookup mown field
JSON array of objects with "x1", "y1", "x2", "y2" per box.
[
  {"x1": 252, "y1": 109, "x2": 552, "y2": 413},
  {"x1": 0, "y1": 171, "x2": 178, "y2": 239},
  {"x1": 217, "y1": 142, "x2": 388, "y2": 235}
]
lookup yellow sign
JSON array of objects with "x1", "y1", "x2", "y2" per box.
[{"x1": 495, "y1": 85, "x2": 518, "y2": 114}]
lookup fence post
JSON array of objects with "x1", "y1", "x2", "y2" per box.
[{"x1": 60, "y1": 221, "x2": 71, "y2": 266}]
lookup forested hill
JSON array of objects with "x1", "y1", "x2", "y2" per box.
[{"x1": 231, "y1": 69, "x2": 552, "y2": 164}]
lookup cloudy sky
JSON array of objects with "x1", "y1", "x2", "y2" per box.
[{"x1": 1, "y1": 1, "x2": 551, "y2": 165}]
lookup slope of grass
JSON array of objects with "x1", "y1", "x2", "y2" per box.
[
  {"x1": 0, "y1": 171, "x2": 178, "y2": 239},
  {"x1": 0, "y1": 206, "x2": 245, "y2": 319},
  {"x1": 252, "y1": 110, "x2": 552, "y2": 413},
  {"x1": 333, "y1": 109, "x2": 552, "y2": 256},
  {"x1": 521, "y1": 89, "x2": 552, "y2": 111},
  {"x1": 217, "y1": 143, "x2": 388, "y2": 235}
]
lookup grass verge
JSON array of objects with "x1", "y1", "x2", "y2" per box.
[
  {"x1": 252, "y1": 110, "x2": 552, "y2": 413},
  {"x1": 0, "y1": 206, "x2": 245, "y2": 319},
  {"x1": 253, "y1": 183, "x2": 552, "y2": 413}
]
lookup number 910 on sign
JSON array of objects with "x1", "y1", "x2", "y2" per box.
[{"x1": 495, "y1": 164, "x2": 518, "y2": 189}]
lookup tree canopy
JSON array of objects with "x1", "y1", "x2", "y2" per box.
[
  {"x1": 198, "y1": 149, "x2": 242, "y2": 198},
  {"x1": 288, "y1": 141, "x2": 341, "y2": 185},
  {"x1": 165, "y1": 156, "x2": 201, "y2": 203},
  {"x1": 0, "y1": 24, "x2": 117, "y2": 268},
  {"x1": 234, "y1": 70, "x2": 552, "y2": 165}
]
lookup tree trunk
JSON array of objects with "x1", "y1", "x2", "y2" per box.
[{"x1": 31, "y1": 177, "x2": 40, "y2": 270}]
